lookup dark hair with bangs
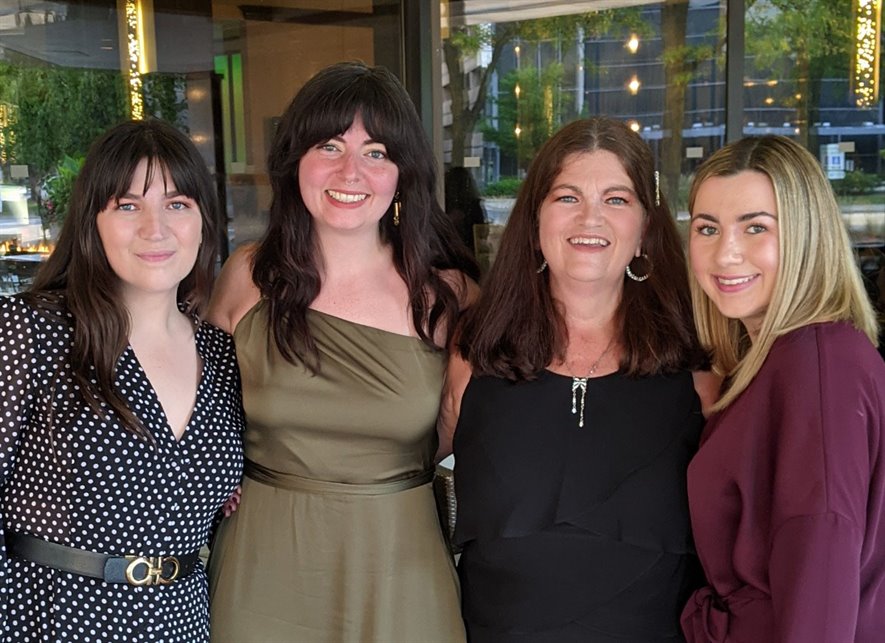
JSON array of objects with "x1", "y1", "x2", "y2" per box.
[
  {"x1": 24, "y1": 118, "x2": 221, "y2": 442},
  {"x1": 458, "y1": 116, "x2": 706, "y2": 380},
  {"x1": 253, "y1": 61, "x2": 478, "y2": 368}
]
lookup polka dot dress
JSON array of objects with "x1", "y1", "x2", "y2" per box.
[{"x1": 0, "y1": 294, "x2": 244, "y2": 642}]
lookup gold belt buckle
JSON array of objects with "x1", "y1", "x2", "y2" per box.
[{"x1": 124, "y1": 555, "x2": 181, "y2": 586}]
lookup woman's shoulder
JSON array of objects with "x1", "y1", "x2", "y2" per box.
[
  {"x1": 207, "y1": 243, "x2": 261, "y2": 334},
  {"x1": 770, "y1": 321, "x2": 881, "y2": 374},
  {"x1": 0, "y1": 292, "x2": 71, "y2": 332},
  {"x1": 196, "y1": 317, "x2": 236, "y2": 353}
]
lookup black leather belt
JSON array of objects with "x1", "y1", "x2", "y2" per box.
[{"x1": 5, "y1": 532, "x2": 200, "y2": 586}]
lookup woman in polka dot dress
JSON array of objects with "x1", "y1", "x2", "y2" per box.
[{"x1": 0, "y1": 120, "x2": 244, "y2": 642}]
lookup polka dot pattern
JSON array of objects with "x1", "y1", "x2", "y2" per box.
[{"x1": 0, "y1": 294, "x2": 244, "y2": 641}]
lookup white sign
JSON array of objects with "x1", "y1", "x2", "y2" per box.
[{"x1": 820, "y1": 143, "x2": 845, "y2": 180}]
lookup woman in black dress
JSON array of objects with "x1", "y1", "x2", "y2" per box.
[
  {"x1": 0, "y1": 120, "x2": 244, "y2": 641},
  {"x1": 440, "y1": 117, "x2": 718, "y2": 641}
]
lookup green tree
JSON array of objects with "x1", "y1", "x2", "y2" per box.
[
  {"x1": 745, "y1": 0, "x2": 853, "y2": 148},
  {"x1": 0, "y1": 63, "x2": 188, "y2": 232},
  {"x1": 0, "y1": 62, "x2": 128, "y2": 230},
  {"x1": 443, "y1": 9, "x2": 648, "y2": 168},
  {"x1": 482, "y1": 64, "x2": 565, "y2": 169},
  {"x1": 660, "y1": 0, "x2": 716, "y2": 210}
]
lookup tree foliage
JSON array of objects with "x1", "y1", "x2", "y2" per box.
[
  {"x1": 0, "y1": 62, "x2": 187, "y2": 230},
  {"x1": 443, "y1": 8, "x2": 649, "y2": 168},
  {"x1": 482, "y1": 64, "x2": 565, "y2": 168},
  {"x1": 745, "y1": 0, "x2": 853, "y2": 145}
]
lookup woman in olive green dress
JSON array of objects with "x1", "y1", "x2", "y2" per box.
[{"x1": 207, "y1": 62, "x2": 477, "y2": 642}]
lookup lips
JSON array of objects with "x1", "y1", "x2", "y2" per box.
[
  {"x1": 568, "y1": 235, "x2": 610, "y2": 247},
  {"x1": 326, "y1": 189, "x2": 368, "y2": 204},
  {"x1": 136, "y1": 251, "x2": 175, "y2": 262},
  {"x1": 716, "y1": 274, "x2": 756, "y2": 286},
  {"x1": 713, "y1": 273, "x2": 759, "y2": 292}
]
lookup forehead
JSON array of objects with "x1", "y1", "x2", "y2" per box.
[
  {"x1": 555, "y1": 150, "x2": 632, "y2": 187},
  {"x1": 693, "y1": 170, "x2": 776, "y2": 215}
]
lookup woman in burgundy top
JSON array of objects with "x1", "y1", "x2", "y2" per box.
[{"x1": 682, "y1": 135, "x2": 885, "y2": 642}]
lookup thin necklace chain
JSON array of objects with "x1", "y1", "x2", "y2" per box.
[{"x1": 568, "y1": 337, "x2": 615, "y2": 429}]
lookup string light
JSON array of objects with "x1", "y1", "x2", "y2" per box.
[
  {"x1": 626, "y1": 34, "x2": 639, "y2": 54},
  {"x1": 125, "y1": 0, "x2": 143, "y2": 119},
  {"x1": 628, "y1": 76, "x2": 641, "y2": 95},
  {"x1": 852, "y1": 0, "x2": 882, "y2": 107}
]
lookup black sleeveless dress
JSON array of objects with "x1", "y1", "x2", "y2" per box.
[{"x1": 453, "y1": 369, "x2": 704, "y2": 642}]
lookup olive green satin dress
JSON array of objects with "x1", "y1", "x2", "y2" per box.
[{"x1": 208, "y1": 302, "x2": 464, "y2": 643}]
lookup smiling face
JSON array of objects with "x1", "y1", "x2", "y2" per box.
[
  {"x1": 96, "y1": 157, "x2": 202, "y2": 305},
  {"x1": 538, "y1": 150, "x2": 645, "y2": 296},
  {"x1": 298, "y1": 114, "x2": 399, "y2": 236},
  {"x1": 689, "y1": 170, "x2": 780, "y2": 341}
]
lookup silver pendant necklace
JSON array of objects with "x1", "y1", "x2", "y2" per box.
[{"x1": 569, "y1": 338, "x2": 615, "y2": 428}]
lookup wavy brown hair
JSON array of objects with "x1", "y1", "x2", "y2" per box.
[
  {"x1": 253, "y1": 61, "x2": 478, "y2": 368},
  {"x1": 459, "y1": 116, "x2": 706, "y2": 380},
  {"x1": 24, "y1": 119, "x2": 221, "y2": 442}
]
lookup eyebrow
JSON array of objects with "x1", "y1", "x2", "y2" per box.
[
  {"x1": 120, "y1": 190, "x2": 188, "y2": 200},
  {"x1": 691, "y1": 211, "x2": 777, "y2": 222},
  {"x1": 549, "y1": 183, "x2": 636, "y2": 195},
  {"x1": 329, "y1": 134, "x2": 382, "y2": 146}
]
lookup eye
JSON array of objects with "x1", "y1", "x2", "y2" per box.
[
  {"x1": 694, "y1": 224, "x2": 718, "y2": 236},
  {"x1": 605, "y1": 196, "x2": 628, "y2": 206},
  {"x1": 747, "y1": 223, "x2": 767, "y2": 234},
  {"x1": 116, "y1": 202, "x2": 137, "y2": 212},
  {"x1": 366, "y1": 149, "x2": 388, "y2": 160},
  {"x1": 317, "y1": 142, "x2": 339, "y2": 153},
  {"x1": 168, "y1": 200, "x2": 192, "y2": 211},
  {"x1": 554, "y1": 194, "x2": 578, "y2": 204}
]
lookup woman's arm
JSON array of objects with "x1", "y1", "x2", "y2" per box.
[
  {"x1": 207, "y1": 243, "x2": 261, "y2": 334},
  {"x1": 433, "y1": 270, "x2": 479, "y2": 461},
  {"x1": 691, "y1": 370, "x2": 722, "y2": 419},
  {"x1": 436, "y1": 348, "x2": 472, "y2": 462},
  {"x1": 765, "y1": 328, "x2": 881, "y2": 641},
  {"x1": 0, "y1": 297, "x2": 38, "y2": 632}
]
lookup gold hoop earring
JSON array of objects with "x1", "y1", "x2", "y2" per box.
[
  {"x1": 654, "y1": 170, "x2": 660, "y2": 207},
  {"x1": 536, "y1": 259, "x2": 548, "y2": 274}
]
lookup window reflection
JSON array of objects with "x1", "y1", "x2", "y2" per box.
[{"x1": 442, "y1": 0, "x2": 884, "y2": 277}]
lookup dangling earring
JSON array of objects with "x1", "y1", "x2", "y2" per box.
[
  {"x1": 654, "y1": 170, "x2": 660, "y2": 207},
  {"x1": 626, "y1": 253, "x2": 652, "y2": 282},
  {"x1": 393, "y1": 192, "x2": 401, "y2": 226},
  {"x1": 536, "y1": 259, "x2": 548, "y2": 274}
]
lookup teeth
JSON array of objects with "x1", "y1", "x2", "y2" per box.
[
  {"x1": 717, "y1": 275, "x2": 755, "y2": 286},
  {"x1": 327, "y1": 190, "x2": 368, "y2": 203},
  {"x1": 569, "y1": 237, "x2": 609, "y2": 246}
]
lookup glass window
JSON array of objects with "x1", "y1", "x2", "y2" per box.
[{"x1": 441, "y1": 0, "x2": 884, "y2": 288}]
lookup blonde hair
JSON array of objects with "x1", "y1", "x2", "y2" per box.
[{"x1": 688, "y1": 135, "x2": 879, "y2": 411}]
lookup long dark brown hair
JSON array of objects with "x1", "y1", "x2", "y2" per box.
[
  {"x1": 252, "y1": 61, "x2": 478, "y2": 368},
  {"x1": 24, "y1": 119, "x2": 221, "y2": 441},
  {"x1": 459, "y1": 116, "x2": 706, "y2": 380}
]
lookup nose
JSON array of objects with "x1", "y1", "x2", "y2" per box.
[
  {"x1": 139, "y1": 206, "x2": 168, "y2": 240},
  {"x1": 579, "y1": 199, "x2": 604, "y2": 225},
  {"x1": 714, "y1": 228, "x2": 743, "y2": 267},
  {"x1": 339, "y1": 150, "x2": 359, "y2": 184}
]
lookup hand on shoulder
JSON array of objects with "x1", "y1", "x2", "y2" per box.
[{"x1": 207, "y1": 243, "x2": 261, "y2": 334}]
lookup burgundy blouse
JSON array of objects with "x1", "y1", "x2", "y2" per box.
[{"x1": 682, "y1": 322, "x2": 885, "y2": 642}]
